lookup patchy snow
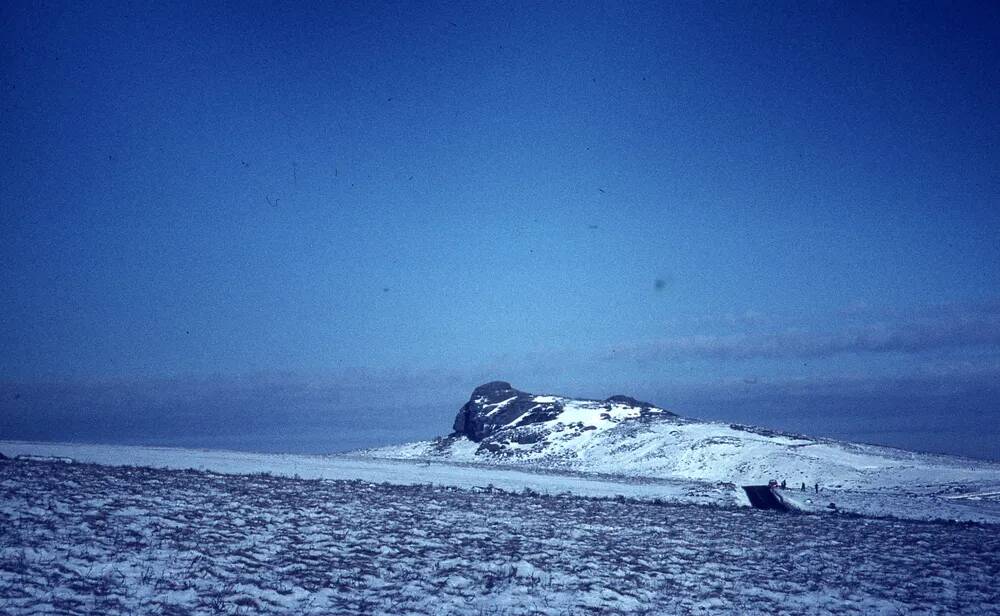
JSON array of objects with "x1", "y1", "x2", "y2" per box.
[
  {"x1": 4, "y1": 437, "x2": 1000, "y2": 524},
  {"x1": 531, "y1": 395, "x2": 559, "y2": 403},
  {"x1": 483, "y1": 395, "x2": 520, "y2": 417},
  {"x1": 0, "y1": 440, "x2": 730, "y2": 505},
  {"x1": 1, "y1": 458, "x2": 998, "y2": 615}
]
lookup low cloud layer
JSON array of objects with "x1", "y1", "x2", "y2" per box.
[
  {"x1": 620, "y1": 304, "x2": 1000, "y2": 362},
  {"x1": 0, "y1": 369, "x2": 475, "y2": 454},
  {"x1": 2, "y1": 362, "x2": 999, "y2": 460},
  {"x1": 656, "y1": 366, "x2": 1000, "y2": 461},
  {"x1": 3, "y1": 301, "x2": 999, "y2": 461}
]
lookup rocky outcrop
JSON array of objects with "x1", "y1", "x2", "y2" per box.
[
  {"x1": 605, "y1": 395, "x2": 654, "y2": 408},
  {"x1": 450, "y1": 381, "x2": 673, "y2": 444},
  {"x1": 451, "y1": 381, "x2": 562, "y2": 442}
]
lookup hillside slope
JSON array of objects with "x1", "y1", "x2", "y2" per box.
[{"x1": 366, "y1": 381, "x2": 1000, "y2": 491}]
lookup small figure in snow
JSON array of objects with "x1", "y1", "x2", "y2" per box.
[
  {"x1": 780, "y1": 480, "x2": 786, "y2": 489},
  {"x1": 815, "y1": 482, "x2": 819, "y2": 493},
  {"x1": 801, "y1": 482, "x2": 806, "y2": 491}
]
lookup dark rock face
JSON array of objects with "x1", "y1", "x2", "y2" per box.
[
  {"x1": 451, "y1": 382, "x2": 674, "y2": 444},
  {"x1": 447, "y1": 381, "x2": 682, "y2": 462},
  {"x1": 452, "y1": 382, "x2": 563, "y2": 442},
  {"x1": 605, "y1": 395, "x2": 654, "y2": 408},
  {"x1": 729, "y1": 424, "x2": 812, "y2": 441}
]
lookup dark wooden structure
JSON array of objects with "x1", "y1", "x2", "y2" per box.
[{"x1": 742, "y1": 485, "x2": 793, "y2": 512}]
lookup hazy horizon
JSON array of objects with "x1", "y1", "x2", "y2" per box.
[{"x1": 4, "y1": 363, "x2": 999, "y2": 462}]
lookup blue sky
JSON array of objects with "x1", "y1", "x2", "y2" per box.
[{"x1": 2, "y1": 1, "x2": 999, "y2": 459}]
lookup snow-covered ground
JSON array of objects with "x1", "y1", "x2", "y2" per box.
[
  {"x1": 3, "y1": 440, "x2": 999, "y2": 524},
  {"x1": 372, "y1": 409, "x2": 1000, "y2": 493},
  {"x1": 2, "y1": 457, "x2": 998, "y2": 615},
  {"x1": 5, "y1": 383, "x2": 998, "y2": 615},
  {"x1": 358, "y1": 384, "x2": 1000, "y2": 524},
  {"x1": 0, "y1": 441, "x2": 733, "y2": 506}
]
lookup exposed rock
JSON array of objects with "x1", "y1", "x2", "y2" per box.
[
  {"x1": 729, "y1": 424, "x2": 811, "y2": 441},
  {"x1": 452, "y1": 381, "x2": 562, "y2": 442},
  {"x1": 449, "y1": 382, "x2": 676, "y2": 456},
  {"x1": 605, "y1": 395, "x2": 654, "y2": 408}
]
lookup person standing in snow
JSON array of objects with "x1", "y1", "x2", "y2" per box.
[
  {"x1": 815, "y1": 482, "x2": 819, "y2": 493},
  {"x1": 801, "y1": 482, "x2": 806, "y2": 491},
  {"x1": 780, "y1": 480, "x2": 786, "y2": 489}
]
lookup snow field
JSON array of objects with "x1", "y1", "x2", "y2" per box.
[
  {"x1": 4, "y1": 440, "x2": 999, "y2": 523},
  {"x1": 2, "y1": 458, "x2": 999, "y2": 615}
]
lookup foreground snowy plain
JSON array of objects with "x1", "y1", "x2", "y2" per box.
[
  {"x1": 4, "y1": 439, "x2": 1000, "y2": 523},
  {"x1": 3, "y1": 456, "x2": 999, "y2": 615},
  {"x1": 0, "y1": 441, "x2": 732, "y2": 505}
]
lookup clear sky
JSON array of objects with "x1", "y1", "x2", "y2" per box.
[{"x1": 2, "y1": 1, "x2": 999, "y2": 459}]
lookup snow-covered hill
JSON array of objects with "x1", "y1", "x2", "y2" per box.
[{"x1": 365, "y1": 381, "x2": 1000, "y2": 493}]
